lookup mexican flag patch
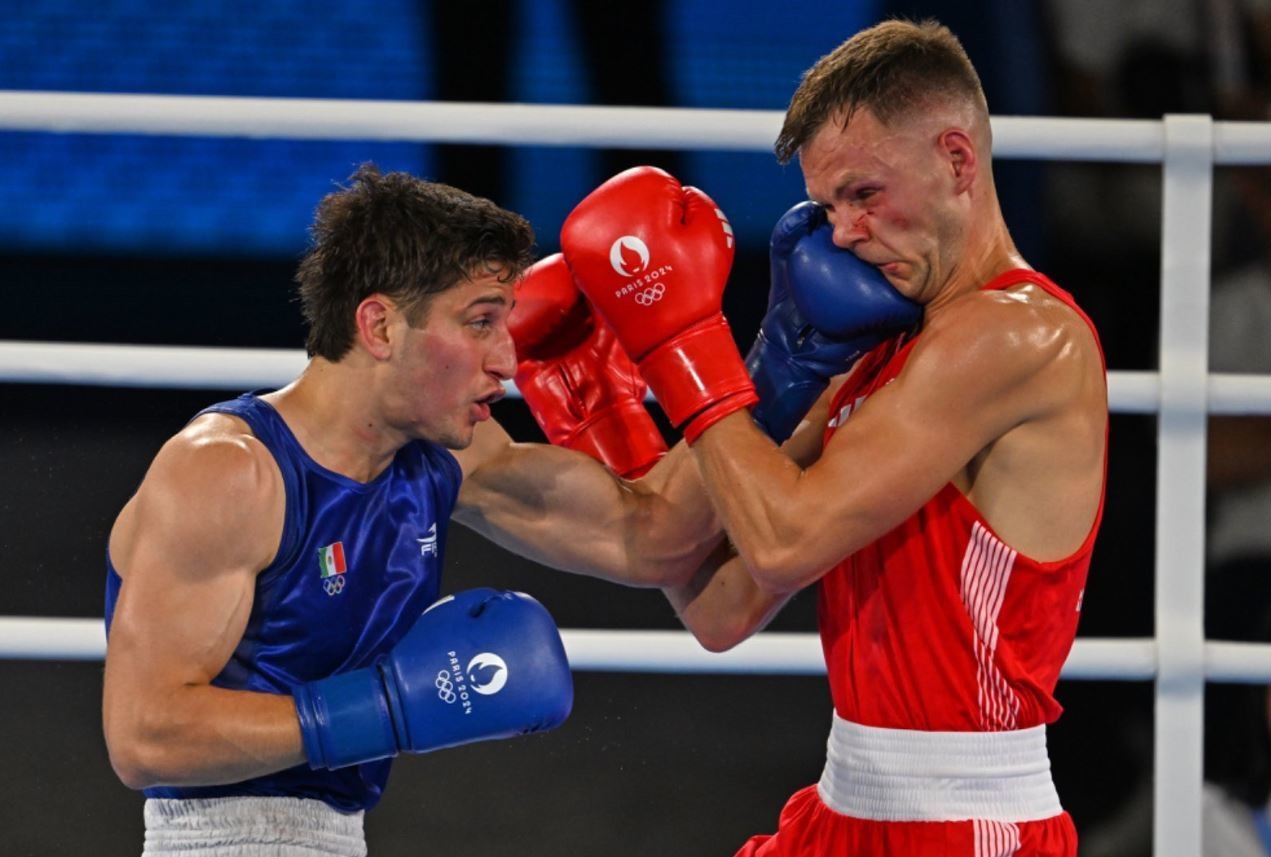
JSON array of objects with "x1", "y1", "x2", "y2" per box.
[{"x1": 317, "y1": 541, "x2": 347, "y2": 579}]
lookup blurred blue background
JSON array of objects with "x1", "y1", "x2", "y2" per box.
[
  {"x1": 0, "y1": 0, "x2": 881, "y2": 257},
  {"x1": 7, "y1": 3, "x2": 1271, "y2": 855}
]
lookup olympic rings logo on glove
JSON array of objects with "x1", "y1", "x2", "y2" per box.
[
  {"x1": 435, "y1": 671, "x2": 457, "y2": 704},
  {"x1": 634, "y1": 283, "x2": 666, "y2": 306},
  {"x1": 323, "y1": 576, "x2": 346, "y2": 596}
]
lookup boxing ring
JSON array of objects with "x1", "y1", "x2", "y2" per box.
[{"x1": 3, "y1": 92, "x2": 1271, "y2": 856}]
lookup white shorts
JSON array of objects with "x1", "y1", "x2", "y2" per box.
[{"x1": 142, "y1": 796, "x2": 365, "y2": 856}]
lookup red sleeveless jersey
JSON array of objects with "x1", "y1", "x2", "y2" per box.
[{"x1": 818, "y1": 269, "x2": 1106, "y2": 732}]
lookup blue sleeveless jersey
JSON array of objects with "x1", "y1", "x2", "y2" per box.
[{"x1": 104, "y1": 392, "x2": 462, "y2": 812}]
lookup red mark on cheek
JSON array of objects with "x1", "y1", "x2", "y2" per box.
[{"x1": 875, "y1": 206, "x2": 906, "y2": 230}]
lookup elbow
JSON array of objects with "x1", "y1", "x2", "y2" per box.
[
  {"x1": 106, "y1": 735, "x2": 164, "y2": 791},
  {"x1": 686, "y1": 610, "x2": 752, "y2": 651},
  {"x1": 103, "y1": 708, "x2": 180, "y2": 790},
  {"x1": 725, "y1": 512, "x2": 821, "y2": 596},
  {"x1": 691, "y1": 624, "x2": 748, "y2": 654},
  {"x1": 742, "y1": 544, "x2": 815, "y2": 597},
  {"x1": 679, "y1": 604, "x2": 764, "y2": 653},
  {"x1": 114, "y1": 763, "x2": 159, "y2": 792}
]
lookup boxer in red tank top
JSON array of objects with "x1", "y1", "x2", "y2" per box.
[{"x1": 659, "y1": 20, "x2": 1109, "y2": 857}]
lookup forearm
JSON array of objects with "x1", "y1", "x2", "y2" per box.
[
  {"x1": 456, "y1": 441, "x2": 721, "y2": 587},
  {"x1": 105, "y1": 681, "x2": 304, "y2": 789},
  {"x1": 691, "y1": 411, "x2": 828, "y2": 591},
  {"x1": 665, "y1": 540, "x2": 791, "y2": 652}
]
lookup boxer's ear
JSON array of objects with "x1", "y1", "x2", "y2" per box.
[
  {"x1": 355, "y1": 295, "x2": 394, "y2": 361},
  {"x1": 939, "y1": 128, "x2": 978, "y2": 195}
]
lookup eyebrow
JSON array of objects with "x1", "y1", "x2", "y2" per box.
[
  {"x1": 805, "y1": 184, "x2": 844, "y2": 208},
  {"x1": 811, "y1": 173, "x2": 876, "y2": 206},
  {"x1": 464, "y1": 293, "x2": 509, "y2": 311}
]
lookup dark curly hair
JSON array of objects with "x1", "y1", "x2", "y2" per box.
[{"x1": 295, "y1": 164, "x2": 535, "y2": 360}]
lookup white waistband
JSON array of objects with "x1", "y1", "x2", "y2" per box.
[
  {"x1": 816, "y1": 714, "x2": 1063, "y2": 823},
  {"x1": 143, "y1": 797, "x2": 366, "y2": 856}
]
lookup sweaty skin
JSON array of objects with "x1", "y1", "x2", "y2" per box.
[
  {"x1": 668, "y1": 103, "x2": 1105, "y2": 645},
  {"x1": 104, "y1": 270, "x2": 724, "y2": 789}
]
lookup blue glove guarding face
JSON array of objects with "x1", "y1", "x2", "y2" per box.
[
  {"x1": 746, "y1": 202, "x2": 922, "y2": 443},
  {"x1": 293, "y1": 588, "x2": 573, "y2": 770}
]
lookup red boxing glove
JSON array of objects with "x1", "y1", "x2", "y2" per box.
[
  {"x1": 508, "y1": 254, "x2": 667, "y2": 479},
  {"x1": 561, "y1": 166, "x2": 757, "y2": 444}
]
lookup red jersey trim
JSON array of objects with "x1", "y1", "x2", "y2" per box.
[{"x1": 962, "y1": 520, "x2": 1023, "y2": 730}]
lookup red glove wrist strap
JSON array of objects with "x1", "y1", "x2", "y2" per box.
[
  {"x1": 566, "y1": 400, "x2": 668, "y2": 479},
  {"x1": 638, "y1": 315, "x2": 756, "y2": 432},
  {"x1": 682, "y1": 389, "x2": 759, "y2": 444}
]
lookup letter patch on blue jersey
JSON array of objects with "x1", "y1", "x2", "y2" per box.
[{"x1": 417, "y1": 523, "x2": 438, "y2": 557}]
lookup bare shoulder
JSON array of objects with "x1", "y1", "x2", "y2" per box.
[
  {"x1": 111, "y1": 412, "x2": 285, "y2": 579},
  {"x1": 908, "y1": 283, "x2": 1102, "y2": 412},
  {"x1": 925, "y1": 283, "x2": 1094, "y2": 359},
  {"x1": 155, "y1": 413, "x2": 283, "y2": 516}
]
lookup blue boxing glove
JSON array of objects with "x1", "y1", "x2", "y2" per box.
[
  {"x1": 293, "y1": 588, "x2": 573, "y2": 770},
  {"x1": 746, "y1": 202, "x2": 922, "y2": 443}
]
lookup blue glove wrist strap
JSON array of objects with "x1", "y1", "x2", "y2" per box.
[{"x1": 294, "y1": 668, "x2": 398, "y2": 770}]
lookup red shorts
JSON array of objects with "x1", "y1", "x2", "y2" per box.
[{"x1": 735, "y1": 784, "x2": 1078, "y2": 857}]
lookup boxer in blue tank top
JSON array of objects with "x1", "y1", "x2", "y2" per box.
[
  {"x1": 103, "y1": 165, "x2": 728, "y2": 855},
  {"x1": 106, "y1": 391, "x2": 460, "y2": 811}
]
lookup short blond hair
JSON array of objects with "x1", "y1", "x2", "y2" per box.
[{"x1": 775, "y1": 19, "x2": 989, "y2": 164}]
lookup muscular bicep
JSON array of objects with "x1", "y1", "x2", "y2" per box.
[{"x1": 104, "y1": 428, "x2": 283, "y2": 720}]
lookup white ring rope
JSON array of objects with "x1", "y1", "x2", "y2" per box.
[
  {"x1": 6, "y1": 95, "x2": 1267, "y2": 857},
  {"x1": 4, "y1": 90, "x2": 1271, "y2": 163},
  {"x1": 3, "y1": 342, "x2": 1271, "y2": 416},
  {"x1": 0, "y1": 341, "x2": 310, "y2": 391},
  {"x1": 3, "y1": 617, "x2": 1269, "y2": 684}
]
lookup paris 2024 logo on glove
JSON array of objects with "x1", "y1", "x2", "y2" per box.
[
  {"x1": 466, "y1": 653, "x2": 508, "y2": 695},
  {"x1": 609, "y1": 235, "x2": 650, "y2": 276},
  {"x1": 608, "y1": 235, "x2": 667, "y2": 305},
  {"x1": 604, "y1": 202, "x2": 732, "y2": 307},
  {"x1": 435, "y1": 651, "x2": 509, "y2": 713}
]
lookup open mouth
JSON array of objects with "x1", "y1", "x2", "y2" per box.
[{"x1": 470, "y1": 387, "x2": 506, "y2": 422}]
